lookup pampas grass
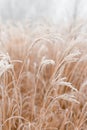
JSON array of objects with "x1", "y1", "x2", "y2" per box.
[{"x1": 0, "y1": 22, "x2": 87, "y2": 130}]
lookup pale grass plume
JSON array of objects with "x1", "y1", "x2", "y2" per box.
[{"x1": 0, "y1": 22, "x2": 87, "y2": 130}]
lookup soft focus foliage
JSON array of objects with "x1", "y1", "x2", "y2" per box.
[{"x1": 0, "y1": 22, "x2": 87, "y2": 130}]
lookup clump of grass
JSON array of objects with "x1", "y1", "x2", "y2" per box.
[{"x1": 0, "y1": 22, "x2": 87, "y2": 130}]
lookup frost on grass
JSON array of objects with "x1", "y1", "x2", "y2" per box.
[
  {"x1": 0, "y1": 22, "x2": 87, "y2": 130},
  {"x1": 0, "y1": 52, "x2": 13, "y2": 76}
]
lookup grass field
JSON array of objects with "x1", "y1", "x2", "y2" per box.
[{"x1": 0, "y1": 22, "x2": 87, "y2": 130}]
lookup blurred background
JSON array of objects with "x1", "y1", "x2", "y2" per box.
[{"x1": 0, "y1": 0, "x2": 87, "y2": 24}]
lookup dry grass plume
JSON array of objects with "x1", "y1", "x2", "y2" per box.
[{"x1": 0, "y1": 22, "x2": 87, "y2": 130}]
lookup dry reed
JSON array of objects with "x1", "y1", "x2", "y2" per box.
[{"x1": 0, "y1": 22, "x2": 87, "y2": 130}]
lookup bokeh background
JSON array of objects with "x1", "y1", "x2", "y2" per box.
[{"x1": 0, "y1": 0, "x2": 87, "y2": 23}]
